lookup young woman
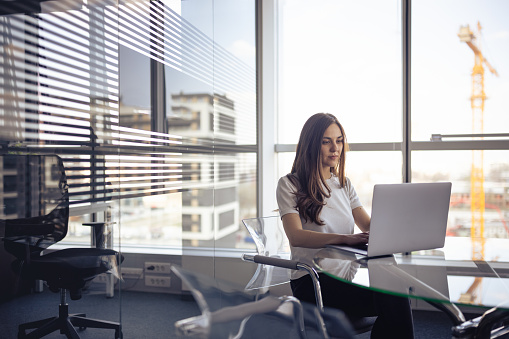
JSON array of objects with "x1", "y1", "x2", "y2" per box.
[{"x1": 276, "y1": 113, "x2": 414, "y2": 338}]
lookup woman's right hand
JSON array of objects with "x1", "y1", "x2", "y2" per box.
[{"x1": 342, "y1": 232, "x2": 369, "y2": 246}]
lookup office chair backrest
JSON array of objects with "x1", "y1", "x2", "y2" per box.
[
  {"x1": 242, "y1": 216, "x2": 292, "y2": 290},
  {"x1": 1, "y1": 154, "x2": 69, "y2": 258},
  {"x1": 171, "y1": 264, "x2": 335, "y2": 339}
]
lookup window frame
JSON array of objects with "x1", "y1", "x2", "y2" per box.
[{"x1": 267, "y1": 0, "x2": 509, "y2": 208}]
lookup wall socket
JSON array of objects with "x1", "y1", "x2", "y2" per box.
[
  {"x1": 122, "y1": 267, "x2": 144, "y2": 279},
  {"x1": 144, "y1": 261, "x2": 171, "y2": 274},
  {"x1": 145, "y1": 275, "x2": 171, "y2": 287}
]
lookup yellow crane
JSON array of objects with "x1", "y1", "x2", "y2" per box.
[{"x1": 457, "y1": 22, "x2": 498, "y2": 304}]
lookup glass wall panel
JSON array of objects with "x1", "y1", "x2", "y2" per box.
[
  {"x1": 412, "y1": 1, "x2": 509, "y2": 141},
  {"x1": 119, "y1": 47, "x2": 151, "y2": 131},
  {"x1": 412, "y1": 150, "x2": 509, "y2": 240},
  {"x1": 213, "y1": 0, "x2": 257, "y2": 251},
  {"x1": 0, "y1": 0, "x2": 123, "y2": 330},
  {"x1": 277, "y1": 0, "x2": 402, "y2": 144},
  {"x1": 0, "y1": 0, "x2": 257, "y2": 316},
  {"x1": 0, "y1": 1, "x2": 121, "y2": 243},
  {"x1": 113, "y1": 0, "x2": 257, "y2": 252}
]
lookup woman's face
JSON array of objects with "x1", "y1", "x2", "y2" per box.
[{"x1": 320, "y1": 123, "x2": 344, "y2": 176}]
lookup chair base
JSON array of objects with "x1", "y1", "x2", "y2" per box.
[{"x1": 18, "y1": 303, "x2": 122, "y2": 339}]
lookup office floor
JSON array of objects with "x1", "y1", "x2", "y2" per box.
[
  {"x1": 0, "y1": 287, "x2": 479, "y2": 339},
  {"x1": 0, "y1": 287, "x2": 200, "y2": 339}
]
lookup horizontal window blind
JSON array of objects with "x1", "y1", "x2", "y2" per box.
[{"x1": 0, "y1": 0, "x2": 257, "y2": 214}]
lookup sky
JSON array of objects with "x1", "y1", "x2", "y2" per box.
[{"x1": 277, "y1": 0, "x2": 509, "y2": 144}]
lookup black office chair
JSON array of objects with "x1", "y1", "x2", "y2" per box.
[
  {"x1": 0, "y1": 154, "x2": 123, "y2": 339},
  {"x1": 241, "y1": 216, "x2": 376, "y2": 336}
]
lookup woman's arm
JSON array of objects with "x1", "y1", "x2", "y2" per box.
[
  {"x1": 281, "y1": 213, "x2": 369, "y2": 249},
  {"x1": 352, "y1": 206, "x2": 370, "y2": 233}
]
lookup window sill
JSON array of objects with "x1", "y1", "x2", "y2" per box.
[{"x1": 52, "y1": 242, "x2": 252, "y2": 258}]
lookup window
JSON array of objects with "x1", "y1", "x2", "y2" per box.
[
  {"x1": 411, "y1": 1, "x2": 509, "y2": 241},
  {"x1": 276, "y1": 0, "x2": 403, "y2": 210},
  {"x1": 0, "y1": 0, "x2": 257, "y2": 253},
  {"x1": 274, "y1": 0, "x2": 509, "y2": 242},
  {"x1": 412, "y1": 1, "x2": 509, "y2": 141},
  {"x1": 277, "y1": 0, "x2": 402, "y2": 145}
]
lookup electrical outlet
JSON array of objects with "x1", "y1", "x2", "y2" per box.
[
  {"x1": 144, "y1": 261, "x2": 171, "y2": 274},
  {"x1": 121, "y1": 267, "x2": 144, "y2": 279},
  {"x1": 145, "y1": 275, "x2": 171, "y2": 287}
]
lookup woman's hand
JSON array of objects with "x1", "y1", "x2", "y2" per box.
[
  {"x1": 341, "y1": 232, "x2": 369, "y2": 246},
  {"x1": 282, "y1": 213, "x2": 370, "y2": 248}
]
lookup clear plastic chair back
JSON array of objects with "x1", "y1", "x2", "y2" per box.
[
  {"x1": 242, "y1": 216, "x2": 292, "y2": 290},
  {"x1": 171, "y1": 264, "x2": 341, "y2": 339}
]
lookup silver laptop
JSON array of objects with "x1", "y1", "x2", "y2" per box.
[{"x1": 329, "y1": 182, "x2": 452, "y2": 258}]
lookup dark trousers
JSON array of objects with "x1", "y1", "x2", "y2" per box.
[{"x1": 291, "y1": 273, "x2": 415, "y2": 339}]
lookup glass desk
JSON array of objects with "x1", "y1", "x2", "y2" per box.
[{"x1": 313, "y1": 237, "x2": 509, "y2": 338}]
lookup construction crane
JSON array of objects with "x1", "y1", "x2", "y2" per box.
[{"x1": 457, "y1": 22, "x2": 498, "y2": 304}]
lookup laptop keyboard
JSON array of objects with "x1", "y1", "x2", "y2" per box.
[{"x1": 354, "y1": 243, "x2": 368, "y2": 251}]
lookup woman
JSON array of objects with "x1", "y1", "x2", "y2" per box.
[{"x1": 276, "y1": 113, "x2": 414, "y2": 338}]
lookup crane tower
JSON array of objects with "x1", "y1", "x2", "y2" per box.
[
  {"x1": 458, "y1": 22, "x2": 498, "y2": 261},
  {"x1": 457, "y1": 22, "x2": 498, "y2": 304}
]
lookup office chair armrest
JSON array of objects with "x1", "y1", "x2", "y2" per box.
[
  {"x1": 175, "y1": 296, "x2": 307, "y2": 339},
  {"x1": 211, "y1": 295, "x2": 284, "y2": 323},
  {"x1": 242, "y1": 253, "x2": 325, "y2": 312},
  {"x1": 242, "y1": 253, "x2": 299, "y2": 270}
]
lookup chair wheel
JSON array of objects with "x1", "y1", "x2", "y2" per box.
[{"x1": 115, "y1": 330, "x2": 123, "y2": 339}]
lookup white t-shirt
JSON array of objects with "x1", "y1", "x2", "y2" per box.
[{"x1": 276, "y1": 174, "x2": 362, "y2": 279}]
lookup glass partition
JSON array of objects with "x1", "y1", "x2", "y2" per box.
[
  {"x1": 0, "y1": 0, "x2": 257, "y2": 337},
  {"x1": 0, "y1": 0, "x2": 257, "y2": 249}
]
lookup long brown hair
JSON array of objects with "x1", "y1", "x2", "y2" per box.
[{"x1": 288, "y1": 113, "x2": 348, "y2": 225}]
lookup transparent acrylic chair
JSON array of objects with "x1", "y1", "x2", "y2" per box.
[
  {"x1": 241, "y1": 216, "x2": 375, "y2": 336},
  {"x1": 170, "y1": 264, "x2": 355, "y2": 339}
]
